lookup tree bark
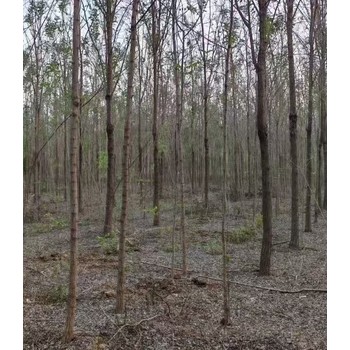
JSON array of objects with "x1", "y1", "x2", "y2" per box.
[
  {"x1": 116, "y1": 0, "x2": 139, "y2": 315},
  {"x1": 103, "y1": 0, "x2": 117, "y2": 235},
  {"x1": 287, "y1": 0, "x2": 300, "y2": 248},
  {"x1": 199, "y1": 2, "x2": 209, "y2": 209},
  {"x1": 256, "y1": 0, "x2": 273, "y2": 275},
  {"x1": 305, "y1": 0, "x2": 316, "y2": 232},
  {"x1": 63, "y1": 0, "x2": 80, "y2": 341},
  {"x1": 152, "y1": 1, "x2": 160, "y2": 226},
  {"x1": 221, "y1": 0, "x2": 233, "y2": 325}
]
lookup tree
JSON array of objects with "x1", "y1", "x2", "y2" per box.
[
  {"x1": 305, "y1": 0, "x2": 316, "y2": 232},
  {"x1": 199, "y1": 0, "x2": 210, "y2": 209},
  {"x1": 286, "y1": 0, "x2": 299, "y2": 248},
  {"x1": 116, "y1": 0, "x2": 139, "y2": 317},
  {"x1": 221, "y1": 0, "x2": 234, "y2": 325},
  {"x1": 152, "y1": 1, "x2": 160, "y2": 226},
  {"x1": 236, "y1": 0, "x2": 273, "y2": 275},
  {"x1": 103, "y1": 0, "x2": 118, "y2": 235},
  {"x1": 63, "y1": 0, "x2": 80, "y2": 341}
]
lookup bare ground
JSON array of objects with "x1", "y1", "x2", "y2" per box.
[{"x1": 23, "y1": 192, "x2": 326, "y2": 349}]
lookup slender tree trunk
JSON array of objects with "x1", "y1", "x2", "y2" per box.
[
  {"x1": 116, "y1": 0, "x2": 139, "y2": 316},
  {"x1": 78, "y1": 44, "x2": 83, "y2": 214},
  {"x1": 305, "y1": 0, "x2": 315, "y2": 232},
  {"x1": 221, "y1": 0, "x2": 233, "y2": 325},
  {"x1": 33, "y1": 33, "x2": 42, "y2": 219},
  {"x1": 319, "y1": 3, "x2": 327, "y2": 210},
  {"x1": 245, "y1": 42, "x2": 252, "y2": 197},
  {"x1": 315, "y1": 127, "x2": 322, "y2": 221},
  {"x1": 172, "y1": 0, "x2": 187, "y2": 275},
  {"x1": 63, "y1": 0, "x2": 80, "y2": 341},
  {"x1": 256, "y1": 0, "x2": 273, "y2": 275},
  {"x1": 199, "y1": 2, "x2": 209, "y2": 209},
  {"x1": 103, "y1": 0, "x2": 117, "y2": 235},
  {"x1": 287, "y1": 0, "x2": 299, "y2": 248},
  {"x1": 152, "y1": 1, "x2": 160, "y2": 226}
]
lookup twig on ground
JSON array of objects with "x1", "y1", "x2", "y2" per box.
[
  {"x1": 195, "y1": 275, "x2": 327, "y2": 293},
  {"x1": 108, "y1": 314, "x2": 162, "y2": 343}
]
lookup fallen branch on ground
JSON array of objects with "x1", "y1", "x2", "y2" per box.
[
  {"x1": 195, "y1": 275, "x2": 327, "y2": 293},
  {"x1": 138, "y1": 261, "x2": 326, "y2": 294},
  {"x1": 108, "y1": 314, "x2": 162, "y2": 343}
]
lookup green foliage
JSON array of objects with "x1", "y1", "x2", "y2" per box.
[
  {"x1": 265, "y1": 16, "x2": 280, "y2": 40},
  {"x1": 26, "y1": 214, "x2": 69, "y2": 235},
  {"x1": 228, "y1": 225, "x2": 256, "y2": 244},
  {"x1": 144, "y1": 206, "x2": 159, "y2": 216},
  {"x1": 47, "y1": 285, "x2": 68, "y2": 303},
  {"x1": 203, "y1": 240, "x2": 222, "y2": 255},
  {"x1": 98, "y1": 151, "x2": 108, "y2": 171},
  {"x1": 97, "y1": 231, "x2": 119, "y2": 255}
]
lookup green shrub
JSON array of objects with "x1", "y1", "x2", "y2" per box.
[
  {"x1": 228, "y1": 225, "x2": 256, "y2": 244},
  {"x1": 203, "y1": 240, "x2": 222, "y2": 255},
  {"x1": 97, "y1": 231, "x2": 119, "y2": 255},
  {"x1": 47, "y1": 285, "x2": 68, "y2": 303}
]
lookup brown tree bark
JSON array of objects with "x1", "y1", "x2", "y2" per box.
[
  {"x1": 199, "y1": 1, "x2": 209, "y2": 209},
  {"x1": 305, "y1": 0, "x2": 316, "y2": 232},
  {"x1": 256, "y1": 0, "x2": 273, "y2": 275},
  {"x1": 172, "y1": 0, "x2": 187, "y2": 275},
  {"x1": 116, "y1": 0, "x2": 139, "y2": 316},
  {"x1": 63, "y1": 0, "x2": 80, "y2": 341},
  {"x1": 152, "y1": 1, "x2": 160, "y2": 226},
  {"x1": 287, "y1": 0, "x2": 300, "y2": 248},
  {"x1": 319, "y1": 0, "x2": 327, "y2": 210},
  {"x1": 221, "y1": 0, "x2": 233, "y2": 325},
  {"x1": 103, "y1": 0, "x2": 117, "y2": 235}
]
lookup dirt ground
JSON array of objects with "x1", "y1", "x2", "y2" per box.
[{"x1": 23, "y1": 191, "x2": 327, "y2": 349}]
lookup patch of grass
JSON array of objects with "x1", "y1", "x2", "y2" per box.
[
  {"x1": 203, "y1": 240, "x2": 222, "y2": 255},
  {"x1": 97, "y1": 231, "x2": 119, "y2": 255},
  {"x1": 25, "y1": 214, "x2": 69, "y2": 236},
  {"x1": 227, "y1": 214, "x2": 264, "y2": 244},
  {"x1": 162, "y1": 243, "x2": 180, "y2": 253},
  {"x1": 46, "y1": 285, "x2": 68, "y2": 304},
  {"x1": 228, "y1": 225, "x2": 256, "y2": 244}
]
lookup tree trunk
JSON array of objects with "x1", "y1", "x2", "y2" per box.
[
  {"x1": 199, "y1": 2, "x2": 209, "y2": 209},
  {"x1": 221, "y1": 0, "x2": 233, "y2": 325},
  {"x1": 78, "y1": 44, "x2": 84, "y2": 214},
  {"x1": 256, "y1": 0, "x2": 273, "y2": 276},
  {"x1": 152, "y1": 1, "x2": 160, "y2": 226},
  {"x1": 172, "y1": 0, "x2": 187, "y2": 275},
  {"x1": 63, "y1": 0, "x2": 80, "y2": 341},
  {"x1": 305, "y1": 0, "x2": 316, "y2": 232},
  {"x1": 116, "y1": 0, "x2": 139, "y2": 316},
  {"x1": 287, "y1": 0, "x2": 300, "y2": 248},
  {"x1": 103, "y1": 0, "x2": 117, "y2": 235}
]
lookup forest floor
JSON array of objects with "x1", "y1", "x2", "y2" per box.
[{"x1": 23, "y1": 190, "x2": 327, "y2": 350}]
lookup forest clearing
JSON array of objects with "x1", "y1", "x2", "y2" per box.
[
  {"x1": 23, "y1": 0, "x2": 327, "y2": 348},
  {"x1": 24, "y1": 193, "x2": 326, "y2": 349}
]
